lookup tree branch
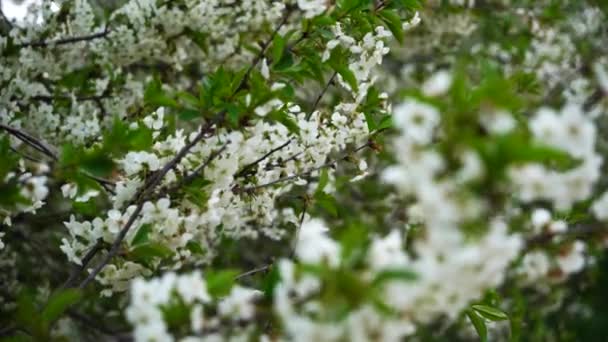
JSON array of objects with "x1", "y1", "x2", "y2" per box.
[
  {"x1": 235, "y1": 139, "x2": 293, "y2": 178},
  {"x1": 16, "y1": 26, "x2": 110, "y2": 48},
  {"x1": 235, "y1": 140, "x2": 372, "y2": 194},
  {"x1": 307, "y1": 71, "x2": 337, "y2": 119}
]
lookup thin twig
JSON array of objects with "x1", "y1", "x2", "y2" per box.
[
  {"x1": 233, "y1": 8, "x2": 293, "y2": 93},
  {"x1": 307, "y1": 71, "x2": 338, "y2": 120},
  {"x1": 30, "y1": 93, "x2": 111, "y2": 103},
  {"x1": 78, "y1": 202, "x2": 144, "y2": 288},
  {"x1": 153, "y1": 143, "x2": 228, "y2": 200},
  {"x1": 0, "y1": 123, "x2": 57, "y2": 159},
  {"x1": 16, "y1": 26, "x2": 110, "y2": 48},
  {"x1": 61, "y1": 241, "x2": 103, "y2": 289},
  {"x1": 235, "y1": 264, "x2": 272, "y2": 280},
  {"x1": 235, "y1": 139, "x2": 293, "y2": 178},
  {"x1": 0, "y1": 123, "x2": 115, "y2": 193},
  {"x1": 525, "y1": 223, "x2": 606, "y2": 248},
  {"x1": 236, "y1": 140, "x2": 372, "y2": 194},
  {"x1": 265, "y1": 150, "x2": 304, "y2": 170}
]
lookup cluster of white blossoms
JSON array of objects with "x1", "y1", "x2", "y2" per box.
[
  {"x1": 57, "y1": 13, "x2": 396, "y2": 293},
  {"x1": 517, "y1": 208, "x2": 588, "y2": 285},
  {"x1": 380, "y1": 63, "x2": 606, "y2": 333},
  {"x1": 125, "y1": 216, "x2": 521, "y2": 340},
  {"x1": 123, "y1": 62, "x2": 604, "y2": 338},
  {"x1": 3, "y1": 0, "x2": 608, "y2": 340},
  {"x1": 0, "y1": 0, "x2": 288, "y2": 146},
  {"x1": 510, "y1": 104, "x2": 602, "y2": 210},
  {"x1": 274, "y1": 218, "x2": 521, "y2": 341},
  {"x1": 126, "y1": 270, "x2": 261, "y2": 341},
  {"x1": 0, "y1": 157, "x2": 50, "y2": 227}
]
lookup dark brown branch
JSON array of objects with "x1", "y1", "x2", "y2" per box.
[
  {"x1": 235, "y1": 140, "x2": 372, "y2": 194},
  {"x1": 30, "y1": 93, "x2": 111, "y2": 103},
  {"x1": 307, "y1": 71, "x2": 338, "y2": 119},
  {"x1": 78, "y1": 201, "x2": 145, "y2": 288},
  {"x1": 16, "y1": 26, "x2": 110, "y2": 48},
  {"x1": 235, "y1": 264, "x2": 272, "y2": 280},
  {"x1": 583, "y1": 88, "x2": 605, "y2": 111},
  {"x1": 67, "y1": 309, "x2": 131, "y2": 340},
  {"x1": 152, "y1": 142, "x2": 228, "y2": 200},
  {"x1": 0, "y1": 123, "x2": 115, "y2": 193},
  {"x1": 61, "y1": 241, "x2": 103, "y2": 289},
  {"x1": 235, "y1": 139, "x2": 293, "y2": 178},
  {"x1": 525, "y1": 223, "x2": 607, "y2": 249},
  {"x1": 233, "y1": 8, "x2": 293, "y2": 93},
  {"x1": 0, "y1": 123, "x2": 57, "y2": 160}
]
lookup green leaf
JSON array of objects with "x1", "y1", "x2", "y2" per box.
[
  {"x1": 267, "y1": 109, "x2": 300, "y2": 134},
  {"x1": 363, "y1": 111, "x2": 377, "y2": 131},
  {"x1": 15, "y1": 291, "x2": 41, "y2": 334},
  {"x1": 160, "y1": 300, "x2": 191, "y2": 329},
  {"x1": 379, "y1": 10, "x2": 404, "y2": 43},
  {"x1": 178, "y1": 108, "x2": 201, "y2": 121},
  {"x1": 183, "y1": 28, "x2": 208, "y2": 53},
  {"x1": 472, "y1": 304, "x2": 509, "y2": 321},
  {"x1": 226, "y1": 103, "x2": 241, "y2": 126},
  {"x1": 176, "y1": 91, "x2": 200, "y2": 108},
  {"x1": 337, "y1": 0, "x2": 370, "y2": 13},
  {"x1": 262, "y1": 266, "x2": 281, "y2": 299},
  {"x1": 273, "y1": 50, "x2": 295, "y2": 71},
  {"x1": 272, "y1": 34, "x2": 286, "y2": 66},
  {"x1": 392, "y1": 0, "x2": 422, "y2": 10},
  {"x1": 130, "y1": 224, "x2": 152, "y2": 246},
  {"x1": 186, "y1": 241, "x2": 205, "y2": 255},
  {"x1": 130, "y1": 242, "x2": 173, "y2": 265},
  {"x1": 339, "y1": 223, "x2": 369, "y2": 267},
  {"x1": 315, "y1": 169, "x2": 330, "y2": 195},
  {"x1": 103, "y1": 117, "x2": 154, "y2": 154},
  {"x1": 144, "y1": 78, "x2": 178, "y2": 108},
  {"x1": 371, "y1": 269, "x2": 417, "y2": 286},
  {"x1": 41, "y1": 289, "x2": 83, "y2": 325},
  {"x1": 467, "y1": 309, "x2": 488, "y2": 342},
  {"x1": 377, "y1": 115, "x2": 393, "y2": 130},
  {"x1": 206, "y1": 270, "x2": 240, "y2": 298},
  {"x1": 315, "y1": 192, "x2": 338, "y2": 217},
  {"x1": 336, "y1": 65, "x2": 358, "y2": 92},
  {"x1": 81, "y1": 148, "x2": 115, "y2": 177}
]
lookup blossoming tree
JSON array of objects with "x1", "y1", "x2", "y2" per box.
[{"x1": 1, "y1": 0, "x2": 607, "y2": 340}]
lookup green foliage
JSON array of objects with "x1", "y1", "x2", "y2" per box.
[
  {"x1": 12, "y1": 289, "x2": 82, "y2": 341},
  {"x1": 378, "y1": 9, "x2": 404, "y2": 43},
  {"x1": 0, "y1": 136, "x2": 28, "y2": 209},
  {"x1": 467, "y1": 309, "x2": 488, "y2": 342},
  {"x1": 41, "y1": 289, "x2": 83, "y2": 326},
  {"x1": 130, "y1": 242, "x2": 174, "y2": 267},
  {"x1": 103, "y1": 117, "x2": 154, "y2": 154},
  {"x1": 471, "y1": 304, "x2": 509, "y2": 321},
  {"x1": 130, "y1": 224, "x2": 152, "y2": 246},
  {"x1": 144, "y1": 78, "x2": 178, "y2": 108},
  {"x1": 206, "y1": 270, "x2": 240, "y2": 298}
]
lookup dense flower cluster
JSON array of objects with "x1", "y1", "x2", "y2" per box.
[{"x1": 1, "y1": 0, "x2": 608, "y2": 341}]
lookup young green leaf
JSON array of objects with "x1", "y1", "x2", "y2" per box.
[
  {"x1": 130, "y1": 224, "x2": 152, "y2": 246},
  {"x1": 467, "y1": 309, "x2": 488, "y2": 342},
  {"x1": 41, "y1": 289, "x2": 83, "y2": 325},
  {"x1": 379, "y1": 10, "x2": 404, "y2": 43},
  {"x1": 472, "y1": 304, "x2": 509, "y2": 321}
]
